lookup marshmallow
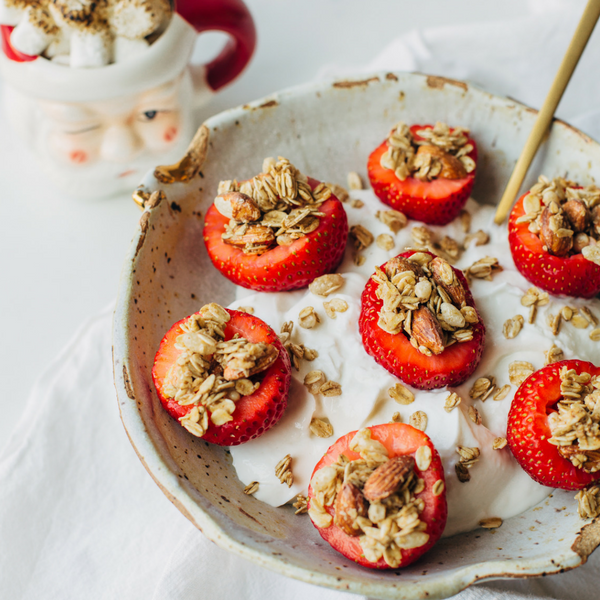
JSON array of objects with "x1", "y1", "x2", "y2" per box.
[
  {"x1": 50, "y1": 0, "x2": 97, "y2": 28},
  {"x1": 44, "y1": 26, "x2": 70, "y2": 58},
  {"x1": 0, "y1": 0, "x2": 29, "y2": 26},
  {"x1": 2, "y1": 0, "x2": 172, "y2": 66},
  {"x1": 112, "y1": 34, "x2": 148, "y2": 63},
  {"x1": 10, "y1": 4, "x2": 58, "y2": 55},
  {"x1": 70, "y1": 27, "x2": 111, "y2": 67},
  {"x1": 109, "y1": 0, "x2": 171, "y2": 40}
]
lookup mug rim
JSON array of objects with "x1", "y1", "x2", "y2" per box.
[{"x1": 0, "y1": 14, "x2": 197, "y2": 103}]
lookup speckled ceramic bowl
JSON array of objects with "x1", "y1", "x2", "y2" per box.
[{"x1": 113, "y1": 72, "x2": 600, "y2": 599}]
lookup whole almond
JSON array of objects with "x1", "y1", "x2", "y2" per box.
[
  {"x1": 223, "y1": 224, "x2": 275, "y2": 248},
  {"x1": 214, "y1": 191, "x2": 261, "y2": 222},
  {"x1": 385, "y1": 256, "x2": 424, "y2": 279},
  {"x1": 562, "y1": 199, "x2": 591, "y2": 233},
  {"x1": 592, "y1": 205, "x2": 600, "y2": 236},
  {"x1": 334, "y1": 482, "x2": 368, "y2": 536},
  {"x1": 539, "y1": 207, "x2": 572, "y2": 257},
  {"x1": 363, "y1": 456, "x2": 415, "y2": 502},
  {"x1": 415, "y1": 145, "x2": 467, "y2": 180},
  {"x1": 411, "y1": 306, "x2": 445, "y2": 355},
  {"x1": 430, "y1": 257, "x2": 466, "y2": 306},
  {"x1": 223, "y1": 344, "x2": 278, "y2": 380}
]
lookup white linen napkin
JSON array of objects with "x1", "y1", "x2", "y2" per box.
[
  {"x1": 0, "y1": 309, "x2": 565, "y2": 600},
  {"x1": 3, "y1": 2, "x2": 600, "y2": 599}
]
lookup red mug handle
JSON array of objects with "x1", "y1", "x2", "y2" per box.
[
  {"x1": 1, "y1": 25, "x2": 38, "y2": 62},
  {"x1": 176, "y1": 0, "x2": 256, "y2": 91}
]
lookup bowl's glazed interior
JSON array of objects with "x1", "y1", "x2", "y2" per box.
[{"x1": 113, "y1": 72, "x2": 600, "y2": 600}]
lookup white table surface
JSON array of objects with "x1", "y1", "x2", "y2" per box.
[{"x1": 0, "y1": 0, "x2": 532, "y2": 448}]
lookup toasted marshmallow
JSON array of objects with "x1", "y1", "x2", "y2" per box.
[
  {"x1": 49, "y1": 0, "x2": 97, "y2": 28},
  {"x1": 109, "y1": 0, "x2": 171, "y2": 40},
  {"x1": 10, "y1": 4, "x2": 58, "y2": 55},
  {"x1": 2, "y1": 0, "x2": 172, "y2": 66}
]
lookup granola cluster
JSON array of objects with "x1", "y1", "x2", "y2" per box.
[
  {"x1": 163, "y1": 303, "x2": 278, "y2": 438},
  {"x1": 308, "y1": 429, "x2": 438, "y2": 568},
  {"x1": 548, "y1": 366, "x2": 600, "y2": 472},
  {"x1": 515, "y1": 176, "x2": 600, "y2": 265},
  {"x1": 215, "y1": 157, "x2": 332, "y2": 255},
  {"x1": 380, "y1": 121, "x2": 475, "y2": 182},
  {"x1": 372, "y1": 253, "x2": 479, "y2": 356}
]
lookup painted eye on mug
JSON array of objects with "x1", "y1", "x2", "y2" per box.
[{"x1": 138, "y1": 109, "x2": 168, "y2": 122}]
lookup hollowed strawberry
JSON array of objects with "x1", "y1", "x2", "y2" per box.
[
  {"x1": 307, "y1": 423, "x2": 447, "y2": 569},
  {"x1": 359, "y1": 251, "x2": 485, "y2": 390},
  {"x1": 367, "y1": 123, "x2": 477, "y2": 226},
  {"x1": 152, "y1": 307, "x2": 291, "y2": 446},
  {"x1": 507, "y1": 360, "x2": 600, "y2": 490},
  {"x1": 508, "y1": 191, "x2": 600, "y2": 298},
  {"x1": 203, "y1": 161, "x2": 348, "y2": 292}
]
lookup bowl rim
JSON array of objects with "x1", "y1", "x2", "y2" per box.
[{"x1": 112, "y1": 70, "x2": 600, "y2": 600}]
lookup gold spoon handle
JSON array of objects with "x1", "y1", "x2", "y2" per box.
[{"x1": 494, "y1": 0, "x2": 600, "y2": 225}]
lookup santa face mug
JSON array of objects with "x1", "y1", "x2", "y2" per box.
[{"x1": 0, "y1": 0, "x2": 255, "y2": 198}]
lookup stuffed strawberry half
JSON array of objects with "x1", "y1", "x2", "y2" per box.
[
  {"x1": 507, "y1": 360, "x2": 600, "y2": 490},
  {"x1": 203, "y1": 157, "x2": 349, "y2": 292},
  {"x1": 307, "y1": 424, "x2": 447, "y2": 569},
  {"x1": 359, "y1": 250, "x2": 485, "y2": 390},
  {"x1": 367, "y1": 121, "x2": 477, "y2": 226},
  {"x1": 152, "y1": 303, "x2": 291, "y2": 446},
  {"x1": 508, "y1": 176, "x2": 600, "y2": 298}
]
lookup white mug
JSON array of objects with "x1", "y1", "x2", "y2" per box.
[{"x1": 0, "y1": 0, "x2": 255, "y2": 198}]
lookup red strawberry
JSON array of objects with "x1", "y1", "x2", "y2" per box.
[
  {"x1": 152, "y1": 308, "x2": 291, "y2": 446},
  {"x1": 307, "y1": 423, "x2": 447, "y2": 569},
  {"x1": 508, "y1": 192, "x2": 600, "y2": 298},
  {"x1": 203, "y1": 177, "x2": 348, "y2": 292},
  {"x1": 507, "y1": 360, "x2": 600, "y2": 490},
  {"x1": 359, "y1": 251, "x2": 485, "y2": 390},
  {"x1": 367, "y1": 124, "x2": 477, "y2": 225}
]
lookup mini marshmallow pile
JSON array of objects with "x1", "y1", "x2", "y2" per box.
[{"x1": 0, "y1": 0, "x2": 172, "y2": 67}]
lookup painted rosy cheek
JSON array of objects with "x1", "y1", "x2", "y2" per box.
[
  {"x1": 69, "y1": 150, "x2": 88, "y2": 164},
  {"x1": 163, "y1": 126, "x2": 178, "y2": 143}
]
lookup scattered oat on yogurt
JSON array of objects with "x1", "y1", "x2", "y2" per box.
[{"x1": 229, "y1": 190, "x2": 600, "y2": 537}]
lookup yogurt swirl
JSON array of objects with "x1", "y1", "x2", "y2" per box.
[{"x1": 228, "y1": 191, "x2": 600, "y2": 536}]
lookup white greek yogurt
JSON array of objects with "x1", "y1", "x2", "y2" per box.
[{"x1": 228, "y1": 190, "x2": 600, "y2": 537}]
